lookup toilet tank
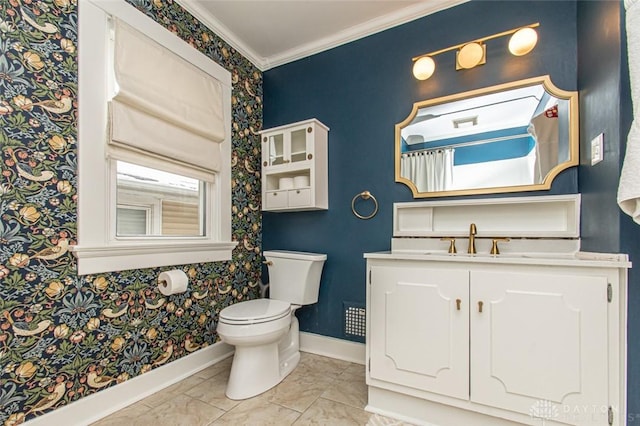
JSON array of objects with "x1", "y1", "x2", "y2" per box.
[{"x1": 264, "y1": 250, "x2": 327, "y2": 305}]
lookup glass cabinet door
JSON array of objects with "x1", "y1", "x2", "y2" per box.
[
  {"x1": 266, "y1": 133, "x2": 285, "y2": 166},
  {"x1": 290, "y1": 128, "x2": 308, "y2": 163}
]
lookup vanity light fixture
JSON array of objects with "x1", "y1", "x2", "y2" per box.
[{"x1": 412, "y1": 23, "x2": 540, "y2": 81}]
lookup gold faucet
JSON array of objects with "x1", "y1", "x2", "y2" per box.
[
  {"x1": 490, "y1": 238, "x2": 510, "y2": 255},
  {"x1": 441, "y1": 237, "x2": 457, "y2": 254},
  {"x1": 468, "y1": 223, "x2": 477, "y2": 254}
]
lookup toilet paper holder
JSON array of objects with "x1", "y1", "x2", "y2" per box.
[{"x1": 157, "y1": 270, "x2": 189, "y2": 295}]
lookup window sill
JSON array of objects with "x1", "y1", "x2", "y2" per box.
[{"x1": 72, "y1": 241, "x2": 238, "y2": 275}]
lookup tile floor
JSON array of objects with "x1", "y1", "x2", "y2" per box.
[{"x1": 91, "y1": 352, "x2": 412, "y2": 426}]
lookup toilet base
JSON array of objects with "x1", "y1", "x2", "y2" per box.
[{"x1": 225, "y1": 314, "x2": 301, "y2": 400}]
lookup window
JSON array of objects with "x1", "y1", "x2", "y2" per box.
[
  {"x1": 116, "y1": 206, "x2": 152, "y2": 236},
  {"x1": 115, "y1": 161, "x2": 204, "y2": 237},
  {"x1": 75, "y1": 0, "x2": 236, "y2": 275}
]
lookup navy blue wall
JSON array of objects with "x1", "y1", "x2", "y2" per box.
[
  {"x1": 619, "y1": 10, "x2": 640, "y2": 424},
  {"x1": 263, "y1": 1, "x2": 578, "y2": 339},
  {"x1": 578, "y1": 0, "x2": 624, "y2": 253},
  {"x1": 263, "y1": 0, "x2": 578, "y2": 340},
  {"x1": 577, "y1": 0, "x2": 639, "y2": 421},
  {"x1": 261, "y1": 0, "x2": 640, "y2": 419},
  {"x1": 263, "y1": 1, "x2": 640, "y2": 416}
]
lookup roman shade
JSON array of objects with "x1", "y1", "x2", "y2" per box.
[{"x1": 109, "y1": 19, "x2": 225, "y2": 180}]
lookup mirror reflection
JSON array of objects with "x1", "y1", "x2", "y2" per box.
[{"x1": 395, "y1": 76, "x2": 578, "y2": 197}]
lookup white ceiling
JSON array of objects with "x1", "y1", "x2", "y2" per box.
[
  {"x1": 402, "y1": 85, "x2": 548, "y2": 143},
  {"x1": 176, "y1": 0, "x2": 467, "y2": 70}
]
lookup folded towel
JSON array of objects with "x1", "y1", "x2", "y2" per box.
[{"x1": 618, "y1": 0, "x2": 640, "y2": 223}]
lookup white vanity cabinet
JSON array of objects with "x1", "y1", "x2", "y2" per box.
[
  {"x1": 369, "y1": 265, "x2": 470, "y2": 400},
  {"x1": 470, "y1": 269, "x2": 608, "y2": 419},
  {"x1": 365, "y1": 256, "x2": 626, "y2": 426},
  {"x1": 260, "y1": 118, "x2": 328, "y2": 212}
]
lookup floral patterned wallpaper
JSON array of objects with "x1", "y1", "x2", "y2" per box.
[{"x1": 0, "y1": 0, "x2": 263, "y2": 423}]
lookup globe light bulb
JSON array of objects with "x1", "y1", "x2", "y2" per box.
[
  {"x1": 413, "y1": 56, "x2": 436, "y2": 80},
  {"x1": 509, "y1": 27, "x2": 538, "y2": 56},
  {"x1": 457, "y1": 42, "x2": 485, "y2": 69}
]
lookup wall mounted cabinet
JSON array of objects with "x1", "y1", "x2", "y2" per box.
[{"x1": 260, "y1": 118, "x2": 328, "y2": 212}]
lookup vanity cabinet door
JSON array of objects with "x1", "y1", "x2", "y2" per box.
[
  {"x1": 470, "y1": 270, "x2": 609, "y2": 424},
  {"x1": 369, "y1": 266, "x2": 469, "y2": 400}
]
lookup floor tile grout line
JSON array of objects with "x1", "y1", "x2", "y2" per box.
[{"x1": 92, "y1": 353, "x2": 389, "y2": 426}]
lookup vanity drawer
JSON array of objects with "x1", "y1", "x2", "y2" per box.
[
  {"x1": 288, "y1": 188, "x2": 311, "y2": 207},
  {"x1": 265, "y1": 191, "x2": 288, "y2": 209}
]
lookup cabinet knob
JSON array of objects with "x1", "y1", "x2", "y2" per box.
[
  {"x1": 263, "y1": 137, "x2": 267, "y2": 142},
  {"x1": 456, "y1": 299, "x2": 461, "y2": 311},
  {"x1": 263, "y1": 161, "x2": 267, "y2": 167},
  {"x1": 307, "y1": 127, "x2": 312, "y2": 133},
  {"x1": 272, "y1": 192, "x2": 277, "y2": 196},
  {"x1": 478, "y1": 301, "x2": 484, "y2": 313},
  {"x1": 307, "y1": 154, "x2": 313, "y2": 160}
]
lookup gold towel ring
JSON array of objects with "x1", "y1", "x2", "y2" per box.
[{"x1": 351, "y1": 191, "x2": 379, "y2": 220}]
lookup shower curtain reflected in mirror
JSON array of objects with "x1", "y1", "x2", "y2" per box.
[{"x1": 401, "y1": 148, "x2": 454, "y2": 192}]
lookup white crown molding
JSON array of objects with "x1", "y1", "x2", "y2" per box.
[
  {"x1": 175, "y1": 0, "x2": 468, "y2": 71},
  {"x1": 175, "y1": 0, "x2": 267, "y2": 69},
  {"x1": 264, "y1": 0, "x2": 469, "y2": 70}
]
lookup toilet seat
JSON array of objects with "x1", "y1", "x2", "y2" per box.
[{"x1": 219, "y1": 299, "x2": 291, "y2": 325}]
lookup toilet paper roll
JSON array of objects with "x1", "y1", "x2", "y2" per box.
[
  {"x1": 293, "y1": 175, "x2": 309, "y2": 188},
  {"x1": 158, "y1": 270, "x2": 188, "y2": 295},
  {"x1": 279, "y1": 177, "x2": 294, "y2": 190}
]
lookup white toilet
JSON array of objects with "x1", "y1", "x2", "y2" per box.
[{"x1": 216, "y1": 250, "x2": 326, "y2": 400}]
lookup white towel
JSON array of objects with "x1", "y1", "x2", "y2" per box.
[{"x1": 618, "y1": 0, "x2": 640, "y2": 223}]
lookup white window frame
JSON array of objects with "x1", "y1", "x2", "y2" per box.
[
  {"x1": 74, "y1": 0, "x2": 236, "y2": 275},
  {"x1": 116, "y1": 203, "x2": 154, "y2": 235}
]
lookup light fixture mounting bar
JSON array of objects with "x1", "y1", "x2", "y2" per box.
[{"x1": 411, "y1": 22, "x2": 540, "y2": 62}]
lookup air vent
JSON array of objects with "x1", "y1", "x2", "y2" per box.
[{"x1": 344, "y1": 302, "x2": 366, "y2": 341}]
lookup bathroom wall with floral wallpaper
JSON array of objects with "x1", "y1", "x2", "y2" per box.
[{"x1": 0, "y1": 0, "x2": 263, "y2": 423}]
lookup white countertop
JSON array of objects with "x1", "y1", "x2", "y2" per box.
[{"x1": 364, "y1": 250, "x2": 631, "y2": 269}]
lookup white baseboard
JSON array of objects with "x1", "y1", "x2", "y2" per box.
[
  {"x1": 24, "y1": 333, "x2": 363, "y2": 426},
  {"x1": 25, "y1": 342, "x2": 234, "y2": 426},
  {"x1": 299, "y1": 331, "x2": 365, "y2": 365}
]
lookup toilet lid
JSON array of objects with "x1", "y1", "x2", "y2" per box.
[{"x1": 219, "y1": 299, "x2": 291, "y2": 324}]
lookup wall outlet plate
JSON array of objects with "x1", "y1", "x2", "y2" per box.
[{"x1": 591, "y1": 133, "x2": 604, "y2": 165}]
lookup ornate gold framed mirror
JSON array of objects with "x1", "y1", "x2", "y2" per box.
[{"x1": 395, "y1": 75, "x2": 578, "y2": 197}]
